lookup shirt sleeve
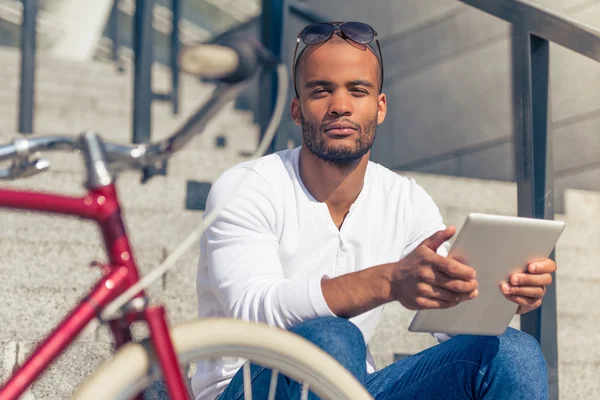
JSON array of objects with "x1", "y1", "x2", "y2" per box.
[
  {"x1": 401, "y1": 178, "x2": 448, "y2": 258},
  {"x1": 400, "y1": 178, "x2": 454, "y2": 343},
  {"x1": 203, "y1": 167, "x2": 335, "y2": 330}
]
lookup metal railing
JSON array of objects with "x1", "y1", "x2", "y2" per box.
[
  {"x1": 455, "y1": 1, "x2": 600, "y2": 399},
  {"x1": 255, "y1": 0, "x2": 329, "y2": 153},
  {"x1": 107, "y1": 0, "x2": 181, "y2": 144},
  {"x1": 18, "y1": 0, "x2": 37, "y2": 134}
]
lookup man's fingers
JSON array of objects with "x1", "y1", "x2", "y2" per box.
[
  {"x1": 420, "y1": 268, "x2": 478, "y2": 294},
  {"x1": 501, "y1": 283, "x2": 546, "y2": 299},
  {"x1": 509, "y1": 273, "x2": 553, "y2": 287},
  {"x1": 505, "y1": 294, "x2": 542, "y2": 308},
  {"x1": 417, "y1": 283, "x2": 477, "y2": 303},
  {"x1": 429, "y1": 254, "x2": 476, "y2": 280},
  {"x1": 414, "y1": 297, "x2": 456, "y2": 310},
  {"x1": 421, "y1": 226, "x2": 456, "y2": 251},
  {"x1": 527, "y1": 259, "x2": 556, "y2": 274}
]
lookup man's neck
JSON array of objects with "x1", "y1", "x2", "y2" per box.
[{"x1": 299, "y1": 146, "x2": 369, "y2": 226}]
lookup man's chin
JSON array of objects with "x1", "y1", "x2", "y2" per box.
[{"x1": 311, "y1": 146, "x2": 364, "y2": 165}]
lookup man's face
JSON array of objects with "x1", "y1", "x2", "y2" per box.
[{"x1": 291, "y1": 38, "x2": 387, "y2": 165}]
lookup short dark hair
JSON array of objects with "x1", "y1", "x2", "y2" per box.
[{"x1": 293, "y1": 37, "x2": 383, "y2": 98}]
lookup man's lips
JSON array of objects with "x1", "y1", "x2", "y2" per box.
[{"x1": 324, "y1": 124, "x2": 358, "y2": 135}]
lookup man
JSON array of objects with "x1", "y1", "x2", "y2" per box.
[{"x1": 192, "y1": 22, "x2": 555, "y2": 400}]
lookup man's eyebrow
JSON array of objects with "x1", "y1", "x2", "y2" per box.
[
  {"x1": 347, "y1": 80, "x2": 375, "y2": 88},
  {"x1": 305, "y1": 80, "x2": 334, "y2": 88}
]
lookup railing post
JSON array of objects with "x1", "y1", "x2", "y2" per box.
[
  {"x1": 19, "y1": 0, "x2": 38, "y2": 134},
  {"x1": 259, "y1": 0, "x2": 285, "y2": 153},
  {"x1": 108, "y1": 0, "x2": 123, "y2": 71},
  {"x1": 288, "y1": 2, "x2": 327, "y2": 24},
  {"x1": 170, "y1": 0, "x2": 180, "y2": 115},
  {"x1": 511, "y1": 27, "x2": 558, "y2": 400},
  {"x1": 132, "y1": 0, "x2": 154, "y2": 144}
]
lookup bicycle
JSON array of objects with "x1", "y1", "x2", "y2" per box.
[{"x1": 0, "y1": 36, "x2": 373, "y2": 400}]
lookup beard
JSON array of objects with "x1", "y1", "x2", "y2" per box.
[{"x1": 301, "y1": 113, "x2": 378, "y2": 165}]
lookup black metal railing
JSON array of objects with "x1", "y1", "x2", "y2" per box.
[
  {"x1": 108, "y1": 0, "x2": 181, "y2": 147},
  {"x1": 288, "y1": 2, "x2": 328, "y2": 24},
  {"x1": 255, "y1": 1, "x2": 329, "y2": 153},
  {"x1": 18, "y1": 0, "x2": 38, "y2": 134},
  {"x1": 455, "y1": 1, "x2": 600, "y2": 399}
]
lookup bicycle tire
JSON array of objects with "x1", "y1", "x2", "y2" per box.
[{"x1": 72, "y1": 318, "x2": 373, "y2": 400}]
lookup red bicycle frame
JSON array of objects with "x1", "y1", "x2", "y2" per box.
[{"x1": 0, "y1": 185, "x2": 190, "y2": 400}]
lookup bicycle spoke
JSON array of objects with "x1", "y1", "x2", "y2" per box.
[
  {"x1": 243, "y1": 361, "x2": 252, "y2": 400},
  {"x1": 268, "y1": 369, "x2": 279, "y2": 400},
  {"x1": 301, "y1": 382, "x2": 310, "y2": 400}
]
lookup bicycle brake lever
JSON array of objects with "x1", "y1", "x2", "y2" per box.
[
  {"x1": 8, "y1": 155, "x2": 51, "y2": 179},
  {"x1": 140, "y1": 160, "x2": 167, "y2": 184}
]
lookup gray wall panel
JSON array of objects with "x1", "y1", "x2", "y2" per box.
[
  {"x1": 455, "y1": 139, "x2": 515, "y2": 180},
  {"x1": 554, "y1": 115, "x2": 600, "y2": 172},
  {"x1": 373, "y1": 39, "x2": 513, "y2": 166},
  {"x1": 382, "y1": 6, "x2": 509, "y2": 82}
]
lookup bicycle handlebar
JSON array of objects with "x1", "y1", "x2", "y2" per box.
[{"x1": 0, "y1": 36, "x2": 279, "y2": 181}]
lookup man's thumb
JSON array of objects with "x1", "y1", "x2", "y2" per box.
[{"x1": 422, "y1": 226, "x2": 456, "y2": 251}]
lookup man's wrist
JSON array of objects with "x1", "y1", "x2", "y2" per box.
[{"x1": 366, "y1": 263, "x2": 395, "y2": 305}]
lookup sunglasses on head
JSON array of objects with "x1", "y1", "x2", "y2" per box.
[{"x1": 292, "y1": 22, "x2": 384, "y2": 97}]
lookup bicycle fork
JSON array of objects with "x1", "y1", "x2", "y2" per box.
[{"x1": 110, "y1": 305, "x2": 191, "y2": 400}]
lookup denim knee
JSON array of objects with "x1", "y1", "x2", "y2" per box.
[
  {"x1": 289, "y1": 317, "x2": 366, "y2": 365},
  {"x1": 498, "y1": 327, "x2": 547, "y2": 371}
]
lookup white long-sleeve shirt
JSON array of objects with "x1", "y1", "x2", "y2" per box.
[{"x1": 191, "y1": 147, "x2": 448, "y2": 399}]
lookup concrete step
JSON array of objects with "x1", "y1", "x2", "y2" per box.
[
  {"x1": 557, "y1": 313, "x2": 600, "y2": 364},
  {"x1": 0, "y1": 340, "x2": 113, "y2": 399},
  {"x1": 554, "y1": 243, "x2": 599, "y2": 279},
  {"x1": 0, "y1": 100, "x2": 257, "y2": 143},
  {"x1": 560, "y1": 360, "x2": 600, "y2": 400},
  {"x1": 0, "y1": 70, "x2": 212, "y2": 102},
  {"x1": 0, "y1": 83, "x2": 126, "y2": 105},
  {"x1": 0, "y1": 46, "x2": 124, "y2": 73},
  {"x1": 557, "y1": 277, "x2": 600, "y2": 317},
  {"x1": 1, "y1": 146, "x2": 249, "y2": 209},
  {"x1": 0, "y1": 207, "x2": 205, "y2": 252},
  {"x1": 564, "y1": 188, "x2": 600, "y2": 223},
  {"x1": 0, "y1": 237, "x2": 199, "y2": 342},
  {"x1": 0, "y1": 88, "x2": 214, "y2": 121},
  {"x1": 0, "y1": 339, "x2": 197, "y2": 399},
  {"x1": 406, "y1": 170, "x2": 600, "y2": 228},
  {"x1": 3, "y1": 171, "x2": 188, "y2": 212},
  {"x1": 401, "y1": 170, "x2": 518, "y2": 216},
  {"x1": 0, "y1": 52, "x2": 192, "y2": 87}
]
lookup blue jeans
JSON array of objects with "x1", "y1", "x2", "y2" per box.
[{"x1": 218, "y1": 317, "x2": 548, "y2": 399}]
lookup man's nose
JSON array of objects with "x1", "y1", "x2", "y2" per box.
[{"x1": 328, "y1": 92, "x2": 353, "y2": 117}]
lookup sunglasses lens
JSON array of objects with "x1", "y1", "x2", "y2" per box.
[
  {"x1": 301, "y1": 23, "x2": 335, "y2": 44},
  {"x1": 341, "y1": 22, "x2": 374, "y2": 44}
]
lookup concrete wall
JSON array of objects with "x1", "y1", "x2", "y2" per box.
[{"x1": 283, "y1": 0, "x2": 600, "y2": 212}]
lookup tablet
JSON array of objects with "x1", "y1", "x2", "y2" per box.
[{"x1": 408, "y1": 213, "x2": 566, "y2": 336}]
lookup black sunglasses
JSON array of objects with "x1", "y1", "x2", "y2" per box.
[{"x1": 292, "y1": 22, "x2": 384, "y2": 97}]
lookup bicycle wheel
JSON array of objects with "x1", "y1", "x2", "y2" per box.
[{"x1": 72, "y1": 318, "x2": 373, "y2": 400}]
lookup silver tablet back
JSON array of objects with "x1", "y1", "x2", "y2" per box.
[{"x1": 409, "y1": 213, "x2": 565, "y2": 336}]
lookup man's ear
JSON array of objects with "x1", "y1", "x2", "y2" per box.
[
  {"x1": 376, "y1": 93, "x2": 387, "y2": 125},
  {"x1": 291, "y1": 97, "x2": 302, "y2": 126}
]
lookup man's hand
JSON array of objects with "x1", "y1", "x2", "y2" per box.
[
  {"x1": 387, "y1": 227, "x2": 479, "y2": 310},
  {"x1": 501, "y1": 258, "x2": 556, "y2": 315}
]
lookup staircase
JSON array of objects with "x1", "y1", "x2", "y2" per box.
[
  {"x1": 0, "y1": 45, "x2": 259, "y2": 398},
  {"x1": 0, "y1": 44, "x2": 599, "y2": 399}
]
